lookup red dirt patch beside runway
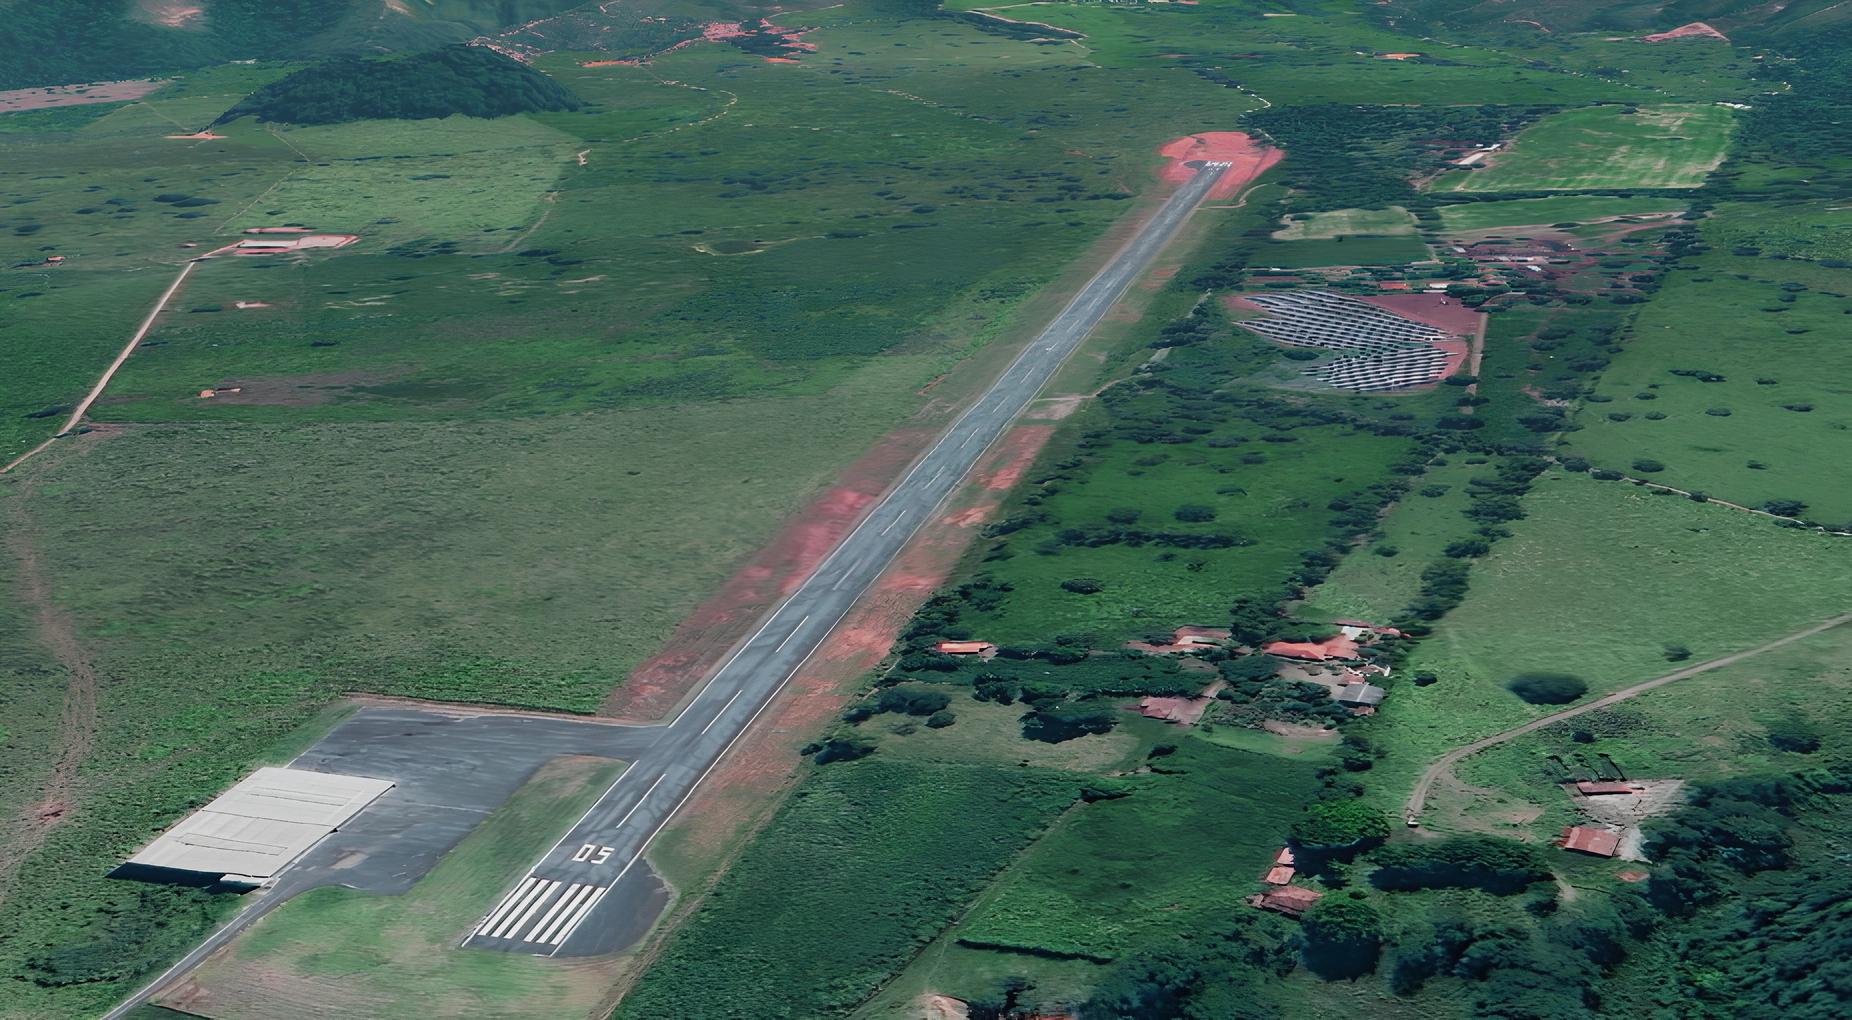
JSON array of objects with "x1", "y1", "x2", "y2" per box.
[
  {"x1": 1157, "y1": 131, "x2": 1282, "y2": 200},
  {"x1": 657, "y1": 424, "x2": 1055, "y2": 861},
  {"x1": 602, "y1": 427, "x2": 936, "y2": 720}
]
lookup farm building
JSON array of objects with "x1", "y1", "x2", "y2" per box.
[
  {"x1": 1559, "y1": 826, "x2": 1622, "y2": 858},
  {"x1": 1248, "y1": 885, "x2": 1323, "y2": 917},
  {"x1": 1334, "y1": 682, "x2": 1386, "y2": 708},
  {"x1": 1264, "y1": 865, "x2": 1295, "y2": 885},
  {"x1": 116, "y1": 767, "x2": 393, "y2": 886},
  {"x1": 1575, "y1": 781, "x2": 1637, "y2": 796}
]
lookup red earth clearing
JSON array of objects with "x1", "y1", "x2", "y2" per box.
[
  {"x1": 1360, "y1": 292, "x2": 1486, "y2": 335},
  {"x1": 980, "y1": 425, "x2": 1052, "y2": 490},
  {"x1": 1156, "y1": 132, "x2": 1283, "y2": 201},
  {"x1": 1378, "y1": 52, "x2": 1422, "y2": 60},
  {"x1": 1641, "y1": 21, "x2": 1727, "y2": 42}
]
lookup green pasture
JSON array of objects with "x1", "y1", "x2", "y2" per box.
[
  {"x1": 1300, "y1": 457, "x2": 1484, "y2": 624},
  {"x1": 1435, "y1": 104, "x2": 1734, "y2": 192},
  {"x1": 1274, "y1": 206, "x2": 1417, "y2": 240},
  {"x1": 1450, "y1": 620, "x2": 1852, "y2": 845},
  {"x1": 616, "y1": 760, "x2": 1077, "y2": 1019},
  {"x1": 173, "y1": 756, "x2": 625, "y2": 1019},
  {"x1": 948, "y1": 736, "x2": 1315, "y2": 961},
  {"x1": 1369, "y1": 471, "x2": 1852, "y2": 811},
  {"x1": 1701, "y1": 197, "x2": 1852, "y2": 262},
  {"x1": 1564, "y1": 251, "x2": 1852, "y2": 521},
  {"x1": 1257, "y1": 234, "x2": 1431, "y2": 268},
  {"x1": 1437, "y1": 195, "x2": 1687, "y2": 233}
]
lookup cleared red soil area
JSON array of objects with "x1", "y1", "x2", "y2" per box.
[
  {"x1": 1358, "y1": 293, "x2": 1485, "y2": 335},
  {"x1": 600, "y1": 427, "x2": 937, "y2": 720},
  {"x1": 0, "y1": 79, "x2": 162, "y2": 113},
  {"x1": 657, "y1": 423, "x2": 1056, "y2": 863},
  {"x1": 1156, "y1": 132, "x2": 1283, "y2": 201},
  {"x1": 1642, "y1": 21, "x2": 1728, "y2": 42}
]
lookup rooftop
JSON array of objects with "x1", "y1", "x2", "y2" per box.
[{"x1": 123, "y1": 767, "x2": 393, "y2": 881}]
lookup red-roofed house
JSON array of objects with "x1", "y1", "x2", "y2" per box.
[
  {"x1": 1560, "y1": 826, "x2": 1621, "y2": 858},
  {"x1": 935, "y1": 641, "x2": 994, "y2": 656},
  {"x1": 1249, "y1": 885, "x2": 1323, "y2": 917},
  {"x1": 1264, "y1": 865, "x2": 1295, "y2": 885},
  {"x1": 1273, "y1": 846, "x2": 1295, "y2": 867}
]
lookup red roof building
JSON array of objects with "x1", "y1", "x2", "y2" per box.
[
  {"x1": 1560, "y1": 826, "x2": 1621, "y2": 857},
  {"x1": 1273, "y1": 846, "x2": 1295, "y2": 866},
  {"x1": 935, "y1": 641, "x2": 994, "y2": 656},
  {"x1": 1249, "y1": 885, "x2": 1323, "y2": 917},
  {"x1": 1264, "y1": 865, "x2": 1295, "y2": 885}
]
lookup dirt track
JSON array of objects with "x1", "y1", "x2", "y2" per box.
[
  {"x1": 0, "y1": 473, "x2": 100, "y2": 906},
  {"x1": 1404, "y1": 611, "x2": 1852, "y2": 821}
]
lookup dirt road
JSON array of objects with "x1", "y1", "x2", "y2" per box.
[
  {"x1": 1, "y1": 260, "x2": 195, "y2": 477},
  {"x1": 1403, "y1": 610, "x2": 1852, "y2": 821}
]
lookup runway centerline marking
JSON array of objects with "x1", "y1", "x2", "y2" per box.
[
  {"x1": 701, "y1": 690, "x2": 746, "y2": 735},
  {"x1": 879, "y1": 511, "x2": 909, "y2": 536},
  {"x1": 771, "y1": 615, "x2": 810, "y2": 655}
]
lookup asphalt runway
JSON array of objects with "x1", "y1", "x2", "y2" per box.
[
  {"x1": 105, "y1": 161, "x2": 1231, "y2": 1015},
  {"x1": 469, "y1": 159, "x2": 1232, "y2": 958}
]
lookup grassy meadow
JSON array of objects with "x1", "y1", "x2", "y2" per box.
[
  {"x1": 1436, "y1": 195, "x2": 1687, "y2": 233},
  {"x1": 1436, "y1": 104, "x2": 1735, "y2": 192}
]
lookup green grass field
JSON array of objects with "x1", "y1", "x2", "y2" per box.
[
  {"x1": 1368, "y1": 471, "x2": 1852, "y2": 809},
  {"x1": 1437, "y1": 195, "x2": 1687, "y2": 233},
  {"x1": 616, "y1": 760, "x2": 1078, "y2": 1019},
  {"x1": 1274, "y1": 206, "x2": 1418, "y2": 241},
  {"x1": 1436, "y1": 104, "x2": 1735, "y2": 192},
  {"x1": 1564, "y1": 249, "x2": 1852, "y2": 522},
  {"x1": 168, "y1": 756, "x2": 626, "y2": 1019},
  {"x1": 1256, "y1": 234, "x2": 1432, "y2": 268},
  {"x1": 1299, "y1": 457, "x2": 1484, "y2": 624}
]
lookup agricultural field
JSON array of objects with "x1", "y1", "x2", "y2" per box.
[
  {"x1": 1256, "y1": 234, "x2": 1432, "y2": 269},
  {"x1": 1274, "y1": 207, "x2": 1418, "y2": 240},
  {"x1": 1563, "y1": 249, "x2": 1852, "y2": 522},
  {"x1": 1435, "y1": 104, "x2": 1736, "y2": 192},
  {"x1": 1298, "y1": 458, "x2": 1484, "y2": 625},
  {"x1": 613, "y1": 760, "x2": 1078, "y2": 1019},
  {"x1": 1368, "y1": 471, "x2": 1852, "y2": 802},
  {"x1": 1436, "y1": 195, "x2": 1687, "y2": 233},
  {"x1": 162, "y1": 756, "x2": 626, "y2": 1020}
]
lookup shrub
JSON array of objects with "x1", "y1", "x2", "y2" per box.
[
  {"x1": 1292, "y1": 799, "x2": 1391, "y2": 855},
  {"x1": 1662, "y1": 644, "x2": 1691, "y2": 662},
  {"x1": 1630, "y1": 458, "x2": 1665, "y2": 473},
  {"x1": 1765, "y1": 718, "x2": 1820, "y2": 754},
  {"x1": 1369, "y1": 836, "x2": 1551, "y2": 894},
  {"x1": 925, "y1": 710, "x2": 956, "y2": 729},
  {"x1": 1060, "y1": 577, "x2": 1105, "y2": 595},
  {"x1": 1173, "y1": 504, "x2": 1217, "y2": 523},
  {"x1": 1506, "y1": 672, "x2": 1588, "y2": 705}
]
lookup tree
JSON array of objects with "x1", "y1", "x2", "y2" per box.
[
  {"x1": 1301, "y1": 898, "x2": 1383, "y2": 979},
  {"x1": 1291, "y1": 800, "x2": 1391, "y2": 856},
  {"x1": 1174, "y1": 504, "x2": 1217, "y2": 523},
  {"x1": 1061, "y1": 577, "x2": 1105, "y2": 595},
  {"x1": 1506, "y1": 672, "x2": 1587, "y2": 705}
]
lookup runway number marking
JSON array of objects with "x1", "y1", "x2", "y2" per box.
[{"x1": 572, "y1": 844, "x2": 615, "y2": 864}]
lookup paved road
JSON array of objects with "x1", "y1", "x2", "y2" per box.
[
  {"x1": 1402, "y1": 610, "x2": 1852, "y2": 823},
  {"x1": 468, "y1": 160, "x2": 1233, "y2": 957}
]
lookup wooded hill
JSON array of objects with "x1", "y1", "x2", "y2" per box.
[{"x1": 214, "y1": 45, "x2": 580, "y2": 126}]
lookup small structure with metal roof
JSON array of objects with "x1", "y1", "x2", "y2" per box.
[{"x1": 1559, "y1": 826, "x2": 1621, "y2": 858}]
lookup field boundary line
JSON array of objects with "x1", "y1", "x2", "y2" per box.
[{"x1": 1404, "y1": 610, "x2": 1852, "y2": 821}]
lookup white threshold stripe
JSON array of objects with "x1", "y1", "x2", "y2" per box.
[
  {"x1": 490, "y1": 880, "x2": 555, "y2": 938},
  {"x1": 701, "y1": 690, "x2": 746, "y2": 735},
  {"x1": 548, "y1": 885, "x2": 611, "y2": 947},
  {"x1": 535, "y1": 884, "x2": 599, "y2": 944},
  {"x1": 499, "y1": 880, "x2": 562, "y2": 940},
  {"x1": 476, "y1": 877, "x2": 538, "y2": 936},
  {"x1": 524, "y1": 884, "x2": 586, "y2": 942}
]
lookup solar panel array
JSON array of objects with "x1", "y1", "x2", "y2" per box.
[{"x1": 1237, "y1": 291, "x2": 1459, "y2": 392}]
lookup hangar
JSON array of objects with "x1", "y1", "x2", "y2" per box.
[{"x1": 116, "y1": 767, "x2": 393, "y2": 886}]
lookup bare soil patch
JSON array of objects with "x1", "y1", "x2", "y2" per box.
[
  {"x1": 0, "y1": 79, "x2": 162, "y2": 113},
  {"x1": 1641, "y1": 21, "x2": 1728, "y2": 42},
  {"x1": 1156, "y1": 132, "x2": 1284, "y2": 201},
  {"x1": 1358, "y1": 293, "x2": 1486, "y2": 334}
]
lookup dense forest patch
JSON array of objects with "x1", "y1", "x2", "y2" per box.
[{"x1": 215, "y1": 45, "x2": 580, "y2": 126}]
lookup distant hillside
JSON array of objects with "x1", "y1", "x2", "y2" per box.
[
  {"x1": 0, "y1": 0, "x2": 586, "y2": 90},
  {"x1": 1377, "y1": 0, "x2": 1852, "y2": 41},
  {"x1": 214, "y1": 46, "x2": 580, "y2": 126}
]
